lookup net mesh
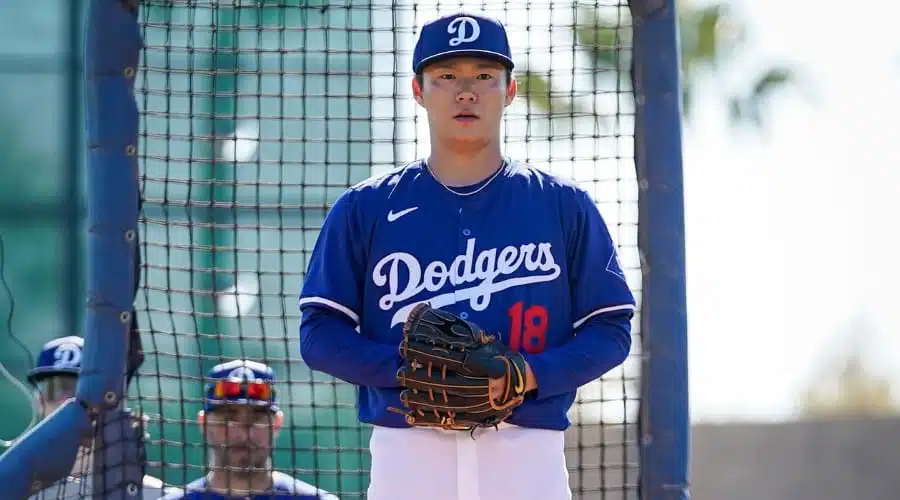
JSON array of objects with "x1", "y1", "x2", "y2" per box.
[{"x1": 133, "y1": 1, "x2": 640, "y2": 498}]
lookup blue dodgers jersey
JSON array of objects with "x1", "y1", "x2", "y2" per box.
[
  {"x1": 160, "y1": 471, "x2": 338, "y2": 499},
  {"x1": 300, "y1": 159, "x2": 635, "y2": 429}
]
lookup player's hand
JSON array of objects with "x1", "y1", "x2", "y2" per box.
[
  {"x1": 489, "y1": 376, "x2": 506, "y2": 402},
  {"x1": 490, "y1": 360, "x2": 538, "y2": 402},
  {"x1": 131, "y1": 411, "x2": 152, "y2": 441}
]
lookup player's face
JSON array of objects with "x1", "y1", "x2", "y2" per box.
[
  {"x1": 35, "y1": 375, "x2": 78, "y2": 418},
  {"x1": 413, "y1": 57, "x2": 516, "y2": 145},
  {"x1": 204, "y1": 405, "x2": 277, "y2": 470}
]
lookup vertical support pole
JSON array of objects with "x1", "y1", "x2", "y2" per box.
[
  {"x1": 82, "y1": 0, "x2": 146, "y2": 497},
  {"x1": 631, "y1": 0, "x2": 691, "y2": 498}
]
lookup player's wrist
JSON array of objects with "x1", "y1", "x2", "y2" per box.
[{"x1": 523, "y1": 359, "x2": 538, "y2": 393}]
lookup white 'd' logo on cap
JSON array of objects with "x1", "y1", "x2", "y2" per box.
[
  {"x1": 447, "y1": 17, "x2": 481, "y2": 46},
  {"x1": 228, "y1": 366, "x2": 256, "y2": 381},
  {"x1": 54, "y1": 343, "x2": 82, "y2": 369}
]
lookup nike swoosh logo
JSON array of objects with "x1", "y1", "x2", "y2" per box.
[
  {"x1": 512, "y1": 362, "x2": 524, "y2": 394},
  {"x1": 387, "y1": 207, "x2": 418, "y2": 222}
]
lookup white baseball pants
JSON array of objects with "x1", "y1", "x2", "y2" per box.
[{"x1": 366, "y1": 423, "x2": 572, "y2": 500}]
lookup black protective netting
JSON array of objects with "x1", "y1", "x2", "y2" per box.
[{"x1": 133, "y1": 1, "x2": 640, "y2": 498}]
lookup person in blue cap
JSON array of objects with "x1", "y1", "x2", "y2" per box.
[
  {"x1": 161, "y1": 359, "x2": 339, "y2": 499},
  {"x1": 299, "y1": 9, "x2": 634, "y2": 500},
  {"x1": 24, "y1": 335, "x2": 167, "y2": 499}
]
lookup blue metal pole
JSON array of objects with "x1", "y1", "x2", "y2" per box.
[
  {"x1": 631, "y1": 0, "x2": 691, "y2": 498},
  {"x1": 0, "y1": 402, "x2": 93, "y2": 498},
  {"x1": 80, "y1": 1, "x2": 148, "y2": 496}
]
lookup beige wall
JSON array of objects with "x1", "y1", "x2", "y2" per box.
[
  {"x1": 564, "y1": 416, "x2": 900, "y2": 500},
  {"x1": 691, "y1": 416, "x2": 900, "y2": 500}
]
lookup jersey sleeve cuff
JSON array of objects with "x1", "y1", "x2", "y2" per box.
[
  {"x1": 573, "y1": 304, "x2": 635, "y2": 330},
  {"x1": 298, "y1": 296, "x2": 360, "y2": 325}
]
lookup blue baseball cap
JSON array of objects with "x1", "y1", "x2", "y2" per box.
[
  {"x1": 203, "y1": 359, "x2": 280, "y2": 413},
  {"x1": 27, "y1": 336, "x2": 84, "y2": 384},
  {"x1": 412, "y1": 12, "x2": 514, "y2": 74}
]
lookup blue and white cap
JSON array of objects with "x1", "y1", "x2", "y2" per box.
[
  {"x1": 203, "y1": 359, "x2": 280, "y2": 413},
  {"x1": 412, "y1": 12, "x2": 514, "y2": 73},
  {"x1": 27, "y1": 336, "x2": 84, "y2": 384}
]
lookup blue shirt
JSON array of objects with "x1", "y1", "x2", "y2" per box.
[
  {"x1": 159, "y1": 471, "x2": 338, "y2": 499},
  {"x1": 299, "y1": 159, "x2": 635, "y2": 431}
]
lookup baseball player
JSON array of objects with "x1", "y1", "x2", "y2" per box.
[
  {"x1": 25, "y1": 335, "x2": 166, "y2": 499},
  {"x1": 298, "y1": 11, "x2": 635, "y2": 500},
  {"x1": 160, "y1": 359, "x2": 339, "y2": 500}
]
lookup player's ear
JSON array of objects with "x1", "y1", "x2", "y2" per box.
[
  {"x1": 197, "y1": 410, "x2": 218, "y2": 440},
  {"x1": 504, "y1": 75, "x2": 517, "y2": 107},
  {"x1": 272, "y1": 410, "x2": 284, "y2": 431},
  {"x1": 32, "y1": 391, "x2": 46, "y2": 420},
  {"x1": 411, "y1": 76, "x2": 425, "y2": 106}
]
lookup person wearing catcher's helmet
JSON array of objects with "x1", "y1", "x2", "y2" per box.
[{"x1": 299, "y1": 11, "x2": 635, "y2": 500}]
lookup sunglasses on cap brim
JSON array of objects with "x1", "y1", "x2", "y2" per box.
[{"x1": 211, "y1": 379, "x2": 274, "y2": 403}]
